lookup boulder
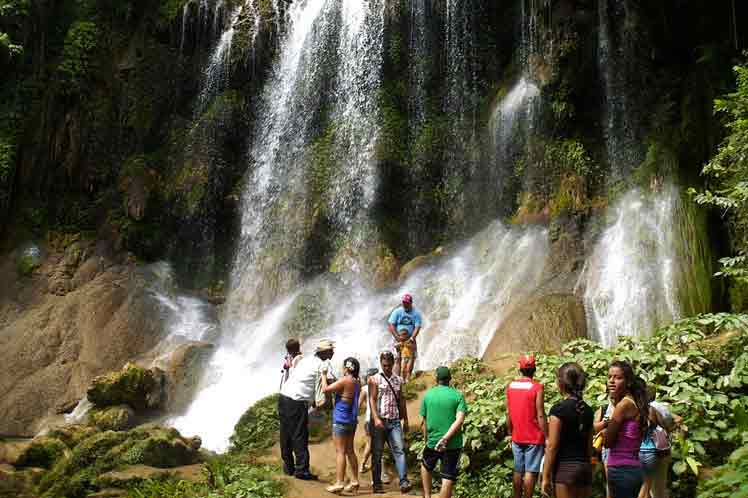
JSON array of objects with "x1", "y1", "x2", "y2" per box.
[
  {"x1": 87, "y1": 363, "x2": 161, "y2": 412},
  {"x1": 0, "y1": 253, "x2": 168, "y2": 436},
  {"x1": 0, "y1": 439, "x2": 31, "y2": 465},
  {"x1": 88, "y1": 406, "x2": 136, "y2": 432},
  {"x1": 14, "y1": 436, "x2": 68, "y2": 469},
  {"x1": 162, "y1": 341, "x2": 214, "y2": 413},
  {"x1": 46, "y1": 425, "x2": 100, "y2": 448},
  {"x1": 398, "y1": 246, "x2": 445, "y2": 283},
  {"x1": 483, "y1": 293, "x2": 587, "y2": 362}
]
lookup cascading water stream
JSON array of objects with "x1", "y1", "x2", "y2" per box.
[
  {"x1": 196, "y1": 5, "x2": 244, "y2": 115},
  {"x1": 581, "y1": 185, "x2": 711, "y2": 347},
  {"x1": 172, "y1": 0, "x2": 387, "y2": 450}
]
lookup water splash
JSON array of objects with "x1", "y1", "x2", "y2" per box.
[
  {"x1": 174, "y1": 220, "x2": 548, "y2": 450},
  {"x1": 582, "y1": 185, "x2": 711, "y2": 346}
]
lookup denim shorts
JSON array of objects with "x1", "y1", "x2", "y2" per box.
[
  {"x1": 512, "y1": 442, "x2": 544, "y2": 473},
  {"x1": 608, "y1": 465, "x2": 643, "y2": 498},
  {"x1": 332, "y1": 422, "x2": 356, "y2": 436},
  {"x1": 422, "y1": 447, "x2": 461, "y2": 481}
]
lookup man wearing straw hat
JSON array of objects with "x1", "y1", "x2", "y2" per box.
[{"x1": 278, "y1": 338, "x2": 335, "y2": 480}]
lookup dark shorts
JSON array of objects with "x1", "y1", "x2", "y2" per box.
[
  {"x1": 422, "y1": 446, "x2": 461, "y2": 482},
  {"x1": 554, "y1": 461, "x2": 593, "y2": 486},
  {"x1": 608, "y1": 465, "x2": 643, "y2": 498},
  {"x1": 332, "y1": 422, "x2": 356, "y2": 436}
]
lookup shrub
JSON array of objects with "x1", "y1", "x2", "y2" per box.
[{"x1": 229, "y1": 394, "x2": 280, "y2": 454}]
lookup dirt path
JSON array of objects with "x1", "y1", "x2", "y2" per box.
[{"x1": 271, "y1": 355, "x2": 515, "y2": 498}]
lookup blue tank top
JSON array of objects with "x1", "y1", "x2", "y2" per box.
[{"x1": 333, "y1": 383, "x2": 360, "y2": 425}]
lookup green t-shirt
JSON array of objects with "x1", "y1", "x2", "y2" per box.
[{"x1": 419, "y1": 385, "x2": 468, "y2": 450}]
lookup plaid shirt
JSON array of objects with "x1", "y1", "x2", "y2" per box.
[{"x1": 374, "y1": 372, "x2": 403, "y2": 420}]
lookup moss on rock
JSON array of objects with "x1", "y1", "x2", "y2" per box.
[
  {"x1": 37, "y1": 426, "x2": 201, "y2": 498},
  {"x1": 86, "y1": 363, "x2": 159, "y2": 411},
  {"x1": 88, "y1": 406, "x2": 135, "y2": 432},
  {"x1": 229, "y1": 394, "x2": 280, "y2": 454},
  {"x1": 15, "y1": 437, "x2": 68, "y2": 469}
]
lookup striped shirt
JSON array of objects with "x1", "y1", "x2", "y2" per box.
[{"x1": 374, "y1": 372, "x2": 403, "y2": 420}]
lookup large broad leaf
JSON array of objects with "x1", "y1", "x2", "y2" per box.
[{"x1": 686, "y1": 457, "x2": 702, "y2": 475}]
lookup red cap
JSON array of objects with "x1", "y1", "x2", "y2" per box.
[
  {"x1": 402, "y1": 293, "x2": 413, "y2": 304},
  {"x1": 519, "y1": 354, "x2": 536, "y2": 369}
]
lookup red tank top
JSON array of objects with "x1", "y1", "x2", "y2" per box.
[{"x1": 506, "y1": 378, "x2": 545, "y2": 444}]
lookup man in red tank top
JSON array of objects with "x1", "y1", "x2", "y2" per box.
[{"x1": 506, "y1": 354, "x2": 547, "y2": 498}]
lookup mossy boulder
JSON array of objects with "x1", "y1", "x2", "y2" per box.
[
  {"x1": 15, "y1": 437, "x2": 68, "y2": 469},
  {"x1": 229, "y1": 394, "x2": 280, "y2": 454},
  {"x1": 45, "y1": 425, "x2": 99, "y2": 448},
  {"x1": 88, "y1": 406, "x2": 135, "y2": 432},
  {"x1": 86, "y1": 363, "x2": 161, "y2": 411},
  {"x1": 37, "y1": 426, "x2": 202, "y2": 498},
  {"x1": 116, "y1": 427, "x2": 201, "y2": 468}
]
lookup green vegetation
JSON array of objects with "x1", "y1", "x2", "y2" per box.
[
  {"x1": 127, "y1": 459, "x2": 285, "y2": 498},
  {"x1": 229, "y1": 394, "x2": 280, "y2": 454},
  {"x1": 37, "y1": 426, "x2": 201, "y2": 498},
  {"x1": 58, "y1": 21, "x2": 100, "y2": 96},
  {"x1": 411, "y1": 313, "x2": 748, "y2": 498},
  {"x1": 690, "y1": 60, "x2": 748, "y2": 310}
]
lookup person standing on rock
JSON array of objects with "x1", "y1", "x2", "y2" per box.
[
  {"x1": 420, "y1": 366, "x2": 468, "y2": 498},
  {"x1": 506, "y1": 354, "x2": 547, "y2": 498},
  {"x1": 278, "y1": 338, "x2": 335, "y2": 480},
  {"x1": 369, "y1": 350, "x2": 411, "y2": 494},
  {"x1": 388, "y1": 292, "x2": 422, "y2": 381}
]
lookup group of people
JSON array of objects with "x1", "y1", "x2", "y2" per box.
[
  {"x1": 507, "y1": 356, "x2": 675, "y2": 498},
  {"x1": 276, "y1": 291, "x2": 674, "y2": 498},
  {"x1": 277, "y1": 293, "x2": 468, "y2": 497},
  {"x1": 278, "y1": 347, "x2": 467, "y2": 497}
]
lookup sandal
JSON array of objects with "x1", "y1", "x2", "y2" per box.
[
  {"x1": 326, "y1": 483, "x2": 345, "y2": 494},
  {"x1": 344, "y1": 481, "x2": 360, "y2": 493}
]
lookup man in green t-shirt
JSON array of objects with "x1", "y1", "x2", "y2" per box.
[{"x1": 419, "y1": 366, "x2": 468, "y2": 498}]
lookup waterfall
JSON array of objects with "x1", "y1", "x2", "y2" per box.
[
  {"x1": 489, "y1": 0, "x2": 541, "y2": 191},
  {"x1": 408, "y1": 0, "x2": 429, "y2": 134},
  {"x1": 172, "y1": 219, "x2": 548, "y2": 451},
  {"x1": 581, "y1": 185, "x2": 711, "y2": 347},
  {"x1": 597, "y1": 0, "x2": 642, "y2": 181},
  {"x1": 196, "y1": 5, "x2": 244, "y2": 115},
  {"x1": 171, "y1": 0, "x2": 387, "y2": 451}
]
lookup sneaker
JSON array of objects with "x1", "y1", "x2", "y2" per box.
[
  {"x1": 294, "y1": 472, "x2": 318, "y2": 481},
  {"x1": 400, "y1": 480, "x2": 412, "y2": 493}
]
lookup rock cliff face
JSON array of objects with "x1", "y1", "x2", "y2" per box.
[{"x1": 0, "y1": 240, "x2": 167, "y2": 435}]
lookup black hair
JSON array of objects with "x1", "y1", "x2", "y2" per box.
[
  {"x1": 343, "y1": 357, "x2": 360, "y2": 379},
  {"x1": 520, "y1": 367, "x2": 536, "y2": 378},
  {"x1": 557, "y1": 362, "x2": 587, "y2": 417},
  {"x1": 379, "y1": 351, "x2": 395, "y2": 363},
  {"x1": 285, "y1": 338, "x2": 301, "y2": 356},
  {"x1": 610, "y1": 360, "x2": 649, "y2": 434}
]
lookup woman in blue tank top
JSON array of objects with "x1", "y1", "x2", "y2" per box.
[{"x1": 321, "y1": 357, "x2": 361, "y2": 494}]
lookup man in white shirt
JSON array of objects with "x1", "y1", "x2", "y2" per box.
[{"x1": 278, "y1": 338, "x2": 335, "y2": 480}]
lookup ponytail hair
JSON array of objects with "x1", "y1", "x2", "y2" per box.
[
  {"x1": 557, "y1": 362, "x2": 587, "y2": 417},
  {"x1": 610, "y1": 360, "x2": 649, "y2": 434}
]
